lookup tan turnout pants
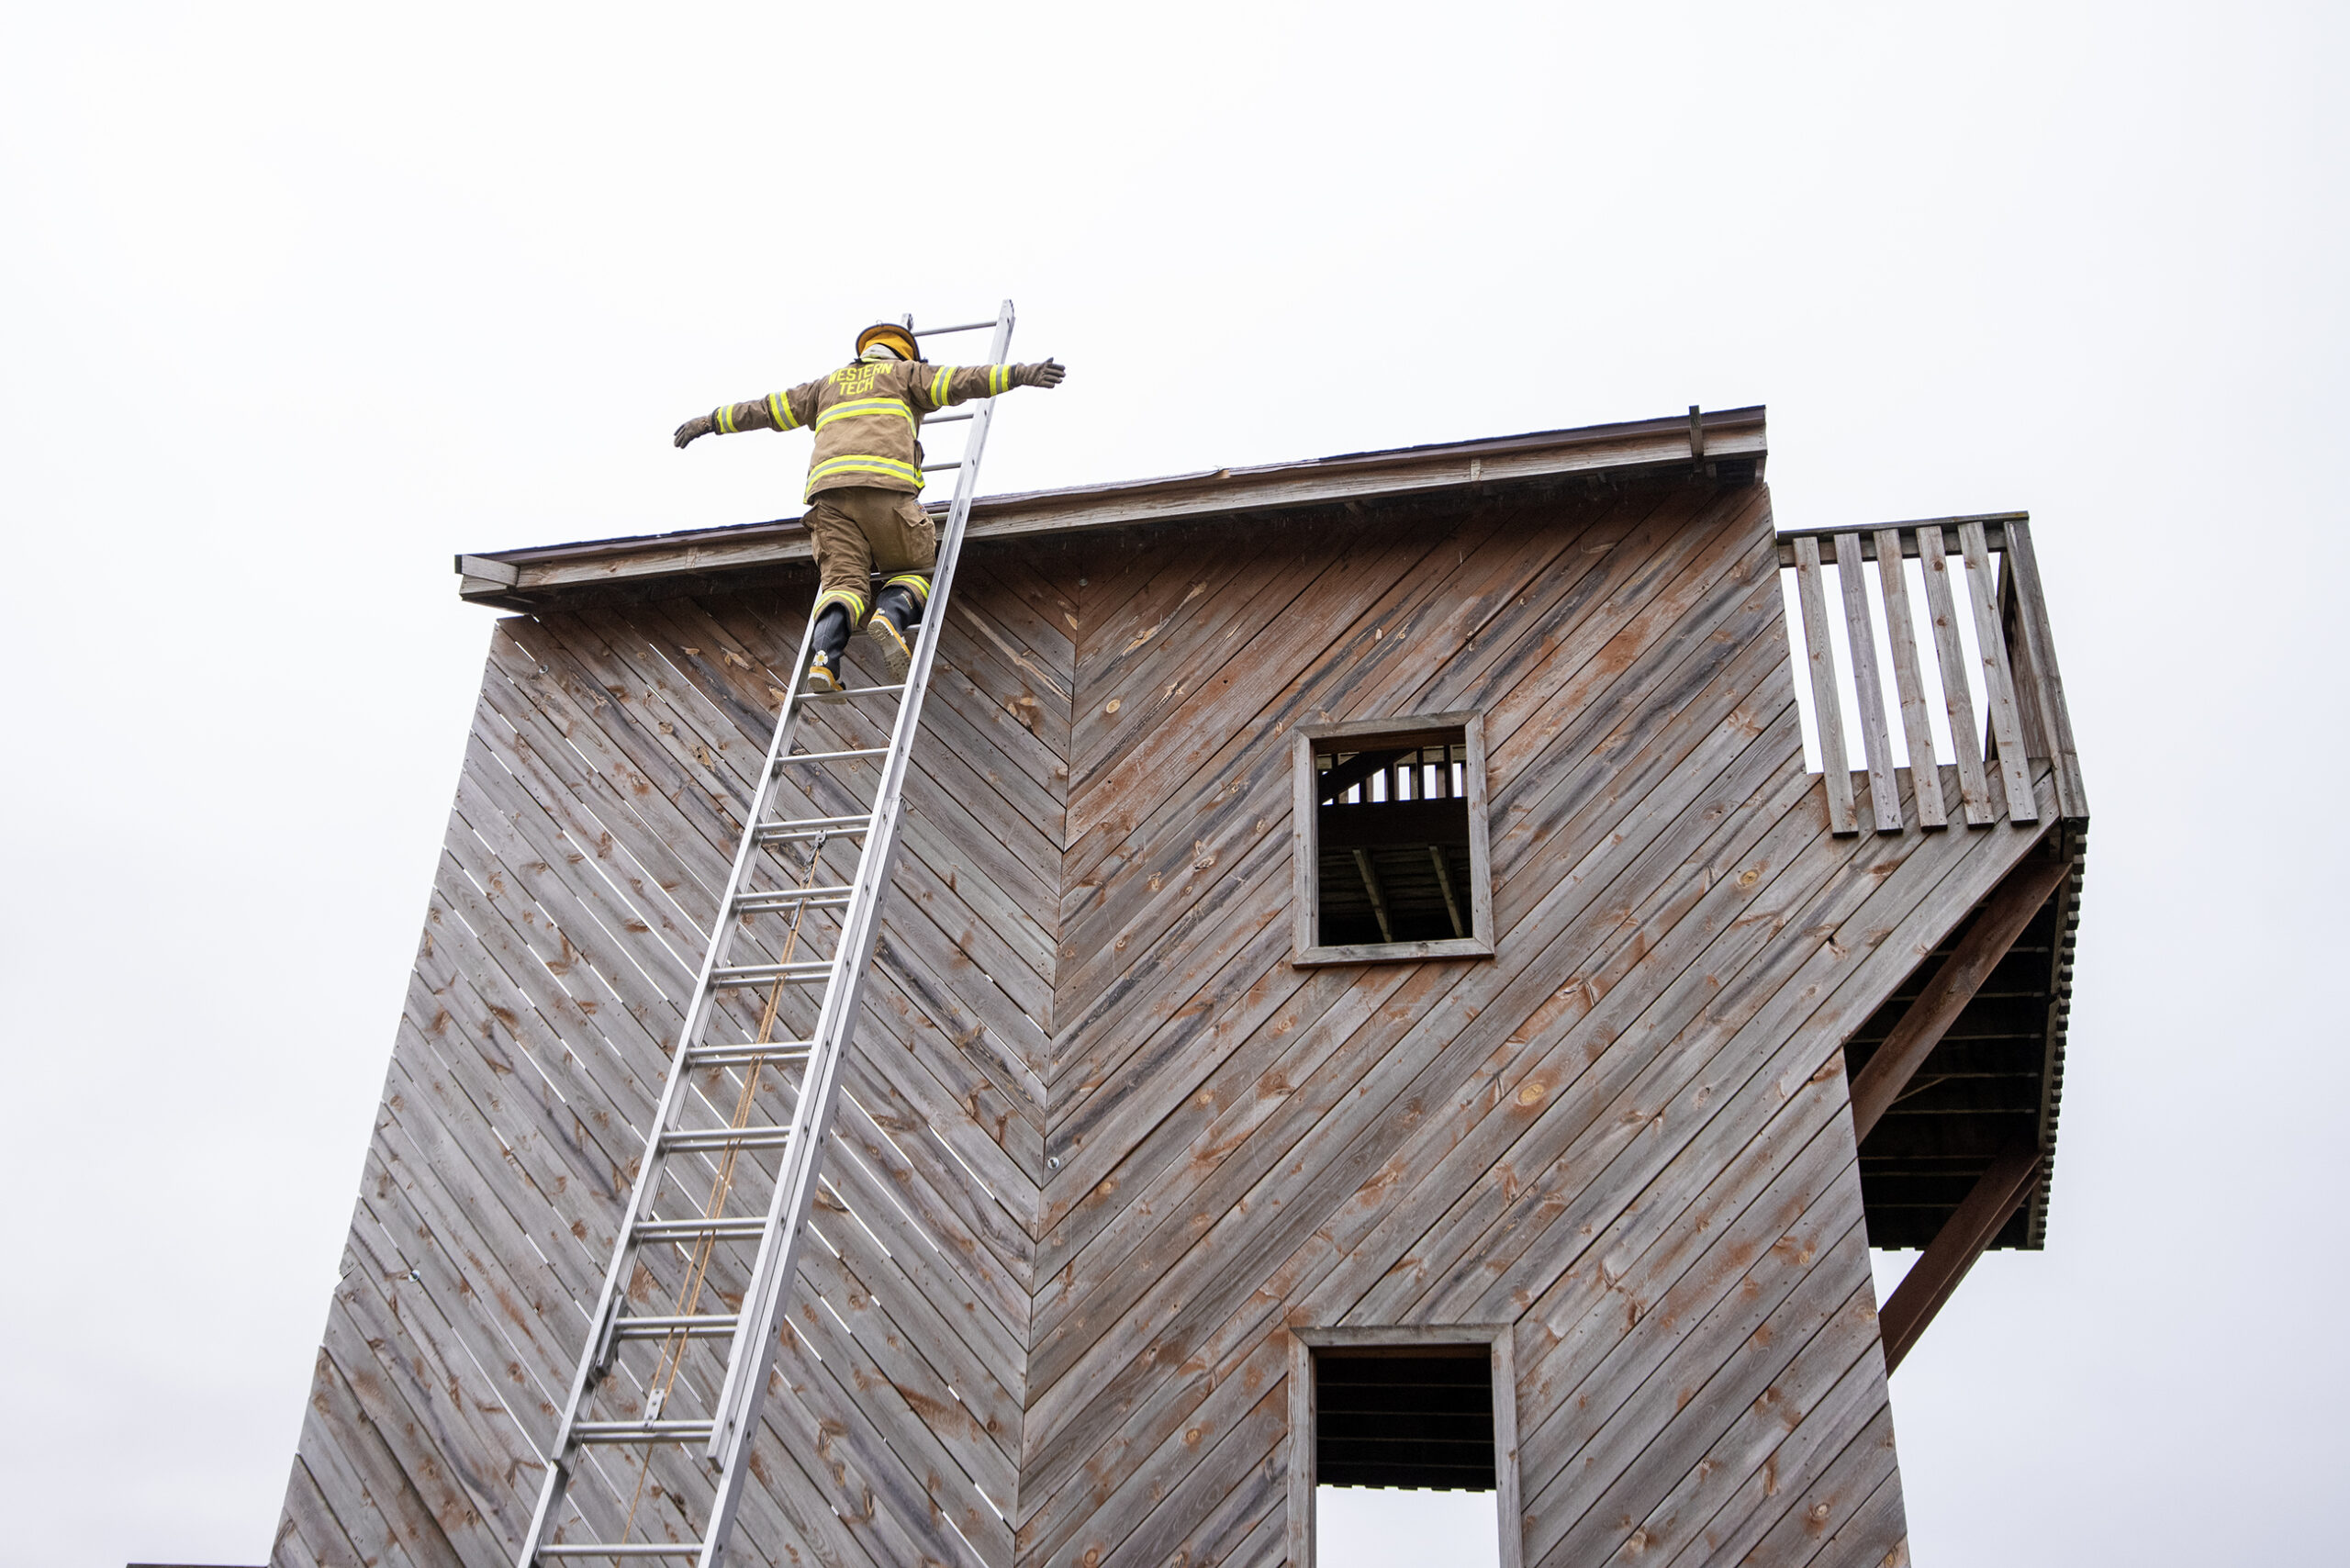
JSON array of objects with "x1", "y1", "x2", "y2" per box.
[{"x1": 806, "y1": 485, "x2": 935, "y2": 622}]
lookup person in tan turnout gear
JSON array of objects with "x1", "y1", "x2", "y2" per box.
[{"x1": 676, "y1": 323, "x2": 1066, "y2": 696}]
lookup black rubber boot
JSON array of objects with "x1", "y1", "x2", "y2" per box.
[
  {"x1": 864, "y1": 583, "x2": 924, "y2": 680},
  {"x1": 804, "y1": 603, "x2": 854, "y2": 700}
]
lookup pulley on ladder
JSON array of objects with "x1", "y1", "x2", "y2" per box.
[{"x1": 513, "y1": 300, "x2": 1019, "y2": 1568}]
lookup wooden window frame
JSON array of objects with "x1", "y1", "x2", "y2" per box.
[
  {"x1": 1287, "y1": 1322, "x2": 1523, "y2": 1568},
  {"x1": 1292, "y1": 711, "x2": 1495, "y2": 967}
]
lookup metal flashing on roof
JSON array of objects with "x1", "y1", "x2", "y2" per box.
[{"x1": 454, "y1": 406, "x2": 1766, "y2": 610}]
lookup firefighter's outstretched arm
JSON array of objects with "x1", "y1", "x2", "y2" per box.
[
  {"x1": 677, "y1": 383, "x2": 822, "y2": 449},
  {"x1": 912, "y1": 359, "x2": 1069, "y2": 411}
]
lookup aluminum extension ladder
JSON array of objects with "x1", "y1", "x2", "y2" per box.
[{"x1": 514, "y1": 301, "x2": 1021, "y2": 1568}]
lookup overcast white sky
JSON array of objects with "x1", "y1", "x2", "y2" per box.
[{"x1": 3, "y1": 4, "x2": 2343, "y2": 1564}]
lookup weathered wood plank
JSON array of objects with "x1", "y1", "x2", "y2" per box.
[
  {"x1": 1683, "y1": 1403, "x2": 1897, "y2": 1568},
  {"x1": 1999, "y1": 517, "x2": 2088, "y2": 817},
  {"x1": 326, "y1": 1268, "x2": 539, "y2": 1552},
  {"x1": 1874, "y1": 527, "x2": 1946, "y2": 830},
  {"x1": 1015, "y1": 1311, "x2": 1289, "y2": 1560},
  {"x1": 1791, "y1": 535, "x2": 1857, "y2": 834},
  {"x1": 779, "y1": 1234, "x2": 1016, "y2": 1567},
  {"x1": 1834, "y1": 532, "x2": 1903, "y2": 833},
  {"x1": 1916, "y1": 524, "x2": 1995, "y2": 826},
  {"x1": 1601, "y1": 1294, "x2": 1883, "y2": 1568},
  {"x1": 287, "y1": 1354, "x2": 448, "y2": 1568},
  {"x1": 1802, "y1": 1471, "x2": 1908, "y2": 1568},
  {"x1": 1524, "y1": 1239, "x2": 1872, "y2": 1565},
  {"x1": 1956, "y1": 520, "x2": 2036, "y2": 823},
  {"x1": 275, "y1": 1453, "x2": 367, "y2": 1568},
  {"x1": 1085, "y1": 1383, "x2": 1288, "y2": 1568},
  {"x1": 308, "y1": 1321, "x2": 482, "y2": 1568}
]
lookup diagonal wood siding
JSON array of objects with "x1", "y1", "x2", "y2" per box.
[{"x1": 275, "y1": 475, "x2": 2067, "y2": 1566}]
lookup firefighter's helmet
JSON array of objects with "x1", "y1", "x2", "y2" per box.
[{"x1": 856, "y1": 322, "x2": 920, "y2": 362}]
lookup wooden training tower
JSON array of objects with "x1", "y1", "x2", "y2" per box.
[{"x1": 271, "y1": 407, "x2": 2087, "y2": 1567}]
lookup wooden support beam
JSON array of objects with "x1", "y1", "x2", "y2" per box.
[
  {"x1": 1317, "y1": 747, "x2": 1413, "y2": 803},
  {"x1": 1429, "y1": 846, "x2": 1466, "y2": 938},
  {"x1": 1847, "y1": 847, "x2": 2074, "y2": 1141},
  {"x1": 1351, "y1": 848, "x2": 1395, "y2": 943},
  {"x1": 1878, "y1": 1144, "x2": 2043, "y2": 1372},
  {"x1": 1318, "y1": 801, "x2": 1472, "y2": 850}
]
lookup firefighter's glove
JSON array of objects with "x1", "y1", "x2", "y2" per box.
[
  {"x1": 675, "y1": 413, "x2": 717, "y2": 448},
  {"x1": 1023, "y1": 360, "x2": 1068, "y2": 389}
]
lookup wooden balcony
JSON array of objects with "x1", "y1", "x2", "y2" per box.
[
  {"x1": 1778, "y1": 513, "x2": 2086, "y2": 834},
  {"x1": 1777, "y1": 513, "x2": 2089, "y2": 1343}
]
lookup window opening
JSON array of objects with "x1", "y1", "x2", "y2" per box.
[
  {"x1": 1313, "y1": 1345, "x2": 1503, "y2": 1566},
  {"x1": 1314, "y1": 1345, "x2": 1496, "y2": 1490},
  {"x1": 1297, "y1": 715, "x2": 1492, "y2": 962}
]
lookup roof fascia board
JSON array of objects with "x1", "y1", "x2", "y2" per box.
[{"x1": 460, "y1": 407, "x2": 1765, "y2": 604}]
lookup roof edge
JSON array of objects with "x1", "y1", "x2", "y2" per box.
[{"x1": 458, "y1": 405, "x2": 1765, "y2": 608}]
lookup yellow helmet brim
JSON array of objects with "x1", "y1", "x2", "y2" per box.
[{"x1": 856, "y1": 323, "x2": 920, "y2": 362}]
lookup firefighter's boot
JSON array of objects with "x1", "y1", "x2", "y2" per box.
[
  {"x1": 804, "y1": 602, "x2": 855, "y2": 700},
  {"x1": 864, "y1": 579, "x2": 926, "y2": 680}
]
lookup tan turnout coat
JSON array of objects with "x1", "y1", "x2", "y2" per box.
[{"x1": 711, "y1": 359, "x2": 1045, "y2": 500}]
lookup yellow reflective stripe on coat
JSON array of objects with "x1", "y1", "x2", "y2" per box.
[
  {"x1": 806, "y1": 454, "x2": 924, "y2": 487},
  {"x1": 930, "y1": 366, "x2": 952, "y2": 408},
  {"x1": 988, "y1": 364, "x2": 1011, "y2": 396},
  {"x1": 715, "y1": 403, "x2": 736, "y2": 434},
  {"x1": 767, "y1": 391, "x2": 798, "y2": 431},
  {"x1": 815, "y1": 397, "x2": 916, "y2": 431}
]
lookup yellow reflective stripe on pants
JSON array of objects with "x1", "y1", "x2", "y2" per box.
[
  {"x1": 812, "y1": 587, "x2": 867, "y2": 623},
  {"x1": 881, "y1": 572, "x2": 931, "y2": 603}
]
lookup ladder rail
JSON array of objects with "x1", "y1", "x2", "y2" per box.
[
  {"x1": 515, "y1": 300, "x2": 1019, "y2": 1568},
  {"x1": 694, "y1": 300, "x2": 1015, "y2": 1565}
]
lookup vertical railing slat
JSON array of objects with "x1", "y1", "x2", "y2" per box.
[
  {"x1": 1918, "y1": 525, "x2": 1996, "y2": 825},
  {"x1": 1957, "y1": 519, "x2": 2038, "y2": 823},
  {"x1": 1834, "y1": 532, "x2": 1904, "y2": 833},
  {"x1": 1874, "y1": 526, "x2": 1946, "y2": 829},
  {"x1": 1998, "y1": 518, "x2": 2088, "y2": 818},
  {"x1": 1792, "y1": 535, "x2": 1858, "y2": 835}
]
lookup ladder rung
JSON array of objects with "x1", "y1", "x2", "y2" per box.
[
  {"x1": 754, "y1": 812, "x2": 876, "y2": 845},
  {"x1": 660, "y1": 1126, "x2": 792, "y2": 1153},
  {"x1": 922, "y1": 409, "x2": 973, "y2": 423},
  {"x1": 775, "y1": 746, "x2": 888, "y2": 767},
  {"x1": 733, "y1": 884, "x2": 854, "y2": 912},
  {"x1": 911, "y1": 319, "x2": 994, "y2": 336},
  {"x1": 834, "y1": 682, "x2": 907, "y2": 698},
  {"x1": 919, "y1": 460, "x2": 962, "y2": 472},
  {"x1": 571, "y1": 1419, "x2": 716, "y2": 1446},
  {"x1": 632, "y1": 1216, "x2": 767, "y2": 1243},
  {"x1": 710, "y1": 959, "x2": 832, "y2": 988},
  {"x1": 610, "y1": 1313, "x2": 740, "y2": 1340},
  {"x1": 684, "y1": 1041, "x2": 813, "y2": 1068},
  {"x1": 538, "y1": 1545, "x2": 704, "y2": 1559}
]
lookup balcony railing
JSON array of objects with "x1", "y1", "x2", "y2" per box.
[{"x1": 1775, "y1": 514, "x2": 2086, "y2": 835}]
